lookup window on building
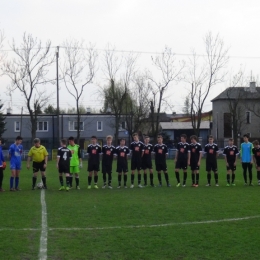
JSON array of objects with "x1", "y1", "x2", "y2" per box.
[
  {"x1": 37, "y1": 121, "x2": 48, "y2": 131},
  {"x1": 121, "y1": 121, "x2": 126, "y2": 129},
  {"x1": 246, "y1": 111, "x2": 251, "y2": 124},
  {"x1": 69, "y1": 121, "x2": 84, "y2": 131},
  {"x1": 97, "y1": 121, "x2": 103, "y2": 131},
  {"x1": 223, "y1": 113, "x2": 232, "y2": 138},
  {"x1": 14, "y1": 121, "x2": 20, "y2": 132}
]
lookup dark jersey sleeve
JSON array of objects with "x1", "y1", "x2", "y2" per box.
[
  {"x1": 98, "y1": 146, "x2": 102, "y2": 154},
  {"x1": 204, "y1": 146, "x2": 208, "y2": 153},
  {"x1": 87, "y1": 146, "x2": 90, "y2": 154},
  {"x1": 126, "y1": 148, "x2": 130, "y2": 155},
  {"x1": 223, "y1": 147, "x2": 227, "y2": 156},
  {"x1": 130, "y1": 143, "x2": 134, "y2": 151},
  {"x1": 177, "y1": 143, "x2": 180, "y2": 151},
  {"x1": 57, "y1": 148, "x2": 61, "y2": 157},
  {"x1": 252, "y1": 148, "x2": 256, "y2": 155},
  {"x1": 215, "y1": 145, "x2": 219, "y2": 152},
  {"x1": 165, "y1": 145, "x2": 168, "y2": 154},
  {"x1": 198, "y1": 145, "x2": 202, "y2": 152}
]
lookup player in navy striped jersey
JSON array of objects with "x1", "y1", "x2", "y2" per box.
[
  {"x1": 188, "y1": 135, "x2": 202, "y2": 187},
  {"x1": 87, "y1": 136, "x2": 102, "y2": 189},
  {"x1": 204, "y1": 135, "x2": 219, "y2": 186},
  {"x1": 115, "y1": 139, "x2": 130, "y2": 188},
  {"x1": 130, "y1": 133, "x2": 144, "y2": 188},
  {"x1": 102, "y1": 135, "x2": 116, "y2": 189},
  {"x1": 142, "y1": 136, "x2": 155, "y2": 187},
  {"x1": 223, "y1": 138, "x2": 239, "y2": 186},
  {"x1": 175, "y1": 134, "x2": 190, "y2": 187},
  {"x1": 154, "y1": 135, "x2": 170, "y2": 187},
  {"x1": 252, "y1": 140, "x2": 260, "y2": 185},
  {"x1": 56, "y1": 139, "x2": 72, "y2": 191}
]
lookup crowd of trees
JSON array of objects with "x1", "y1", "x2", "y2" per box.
[{"x1": 0, "y1": 29, "x2": 258, "y2": 144}]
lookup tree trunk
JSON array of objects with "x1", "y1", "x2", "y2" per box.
[
  {"x1": 114, "y1": 116, "x2": 120, "y2": 147},
  {"x1": 30, "y1": 113, "x2": 37, "y2": 144},
  {"x1": 76, "y1": 102, "x2": 80, "y2": 145}
]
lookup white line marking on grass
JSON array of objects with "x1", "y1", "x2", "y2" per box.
[
  {"x1": 48, "y1": 215, "x2": 260, "y2": 231},
  {"x1": 0, "y1": 228, "x2": 40, "y2": 231},
  {"x1": 38, "y1": 189, "x2": 48, "y2": 260},
  {"x1": 0, "y1": 215, "x2": 259, "y2": 233}
]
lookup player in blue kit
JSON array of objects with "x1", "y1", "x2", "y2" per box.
[
  {"x1": 240, "y1": 134, "x2": 254, "y2": 186},
  {"x1": 9, "y1": 136, "x2": 23, "y2": 191}
]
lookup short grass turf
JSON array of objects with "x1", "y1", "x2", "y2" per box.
[{"x1": 1, "y1": 159, "x2": 260, "y2": 260}]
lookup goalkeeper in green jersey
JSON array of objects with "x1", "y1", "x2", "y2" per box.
[{"x1": 67, "y1": 136, "x2": 82, "y2": 189}]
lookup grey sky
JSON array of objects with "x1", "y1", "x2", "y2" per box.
[{"x1": 1, "y1": 0, "x2": 260, "y2": 113}]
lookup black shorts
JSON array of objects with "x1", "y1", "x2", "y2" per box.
[
  {"x1": 206, "y1": 160, "x2": 217, "y2": 172},
  {"x1": 256, "y1": 161, "x2": 260, "y2": 167},
  {"x1": 102, "y1": 164, "x2": 112, "y2": 174},
  {"x1": 175, "y1": 159, "x2": 187, "y2": 170},
  {"x1": 58, "y1": 164, "x2": 70, "y2": 174},
  {"x1": 226, "y1": 162, "x2": 236, "y2": 171},
  {"x1": 131, "y1": 160, "x2": 142, "y2": 171},
  {"x1": 190, "y1": 162, "x2": 199, "y2": 171},
  {"x1": 142, "y1": 160, "x2": 152, "y2": 170},
  {"x1": 33, "y1": 161, "x2": 45, "y2": 173},
  {"x1": 88, "y1": 162, "x2": 100, "y2": 172},
  {"x1": 117, "y1": 164, "x2": 128, "y2": 173},
  {"x1": 155, "y1": 162, "x2": 167, "y2": 172}
]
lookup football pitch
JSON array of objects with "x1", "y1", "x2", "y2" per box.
[{"x1": 1, "y1": 159, "x2": 260, "y2": 260}]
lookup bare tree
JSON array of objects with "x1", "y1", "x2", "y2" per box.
[
  {"x1": 244, "y1": 82, "x2": 260, "y2": 119},
  {"x1": 62, "y1": 39, "x2": 97, "y2": 144},
  {"x1": 187, "y1": 32, "x2": 229, "y2": 137},
  {"x1": 225, "y1": 71, "x2": 247, "y2": 145},
  {"x1": 149, "y1": 47, "x2": 185, "y2": 140},
  {"x1": 182, "y1": 94, "x2": 191, "y2": 116},
  {"x1": 101, "y1": 46, "x2": 137, "y2": 145},
  {"x1": 0, "y1": 29, "x2": 6, "y2": 73},
  {"x1": 125, "y1": 73, "x2": 153, "y2": 138},
  {"x1": 3, "y1": 33, "x2": 54, "y2": 142}
]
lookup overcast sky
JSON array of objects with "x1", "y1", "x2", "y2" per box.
[{"x1": 1, "y1": 0, "x2": 260, "y2": 114}]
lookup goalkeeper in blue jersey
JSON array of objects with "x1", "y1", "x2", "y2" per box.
[{"x1": 240, "y1": 134, "x2": 254, "y2": 186}]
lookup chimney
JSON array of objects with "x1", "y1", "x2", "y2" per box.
[
  {"x1": 6, "y1": 108, "x2": 12, "y2": 115},
  {"x1": 86, "y1": 107, "x2": 91, "y2": 114},
  {"x1": 106, "y1": 107, "x2": 111, "y2": 114},
  {"x1": 249, "y1": 81, "x2": 256, "y2": 90}
]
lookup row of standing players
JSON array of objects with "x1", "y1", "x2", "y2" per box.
[
  {"x1": 57, "y1": 133, "x2": 260, "y2": 190},
  {"x1": 0, "y1": 133, "x2": 259, "y2": 192}
]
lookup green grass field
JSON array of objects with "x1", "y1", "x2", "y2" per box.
[{"x1": 1, "y1": 159, "x2": 260, "y2": 260}]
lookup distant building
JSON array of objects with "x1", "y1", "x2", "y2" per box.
[
  {"x1": 160, "y1": 121, "x2": 210, "y2": 147},
  {"x1": 2, "y1": 113, "x2": 129, "y2": 150},
  {"x1": 211, "y1": 81, "x2": 260, "y2": 147},
  {"x1": 170, "y1": 111, "x2": 212, "y2": 123}
]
